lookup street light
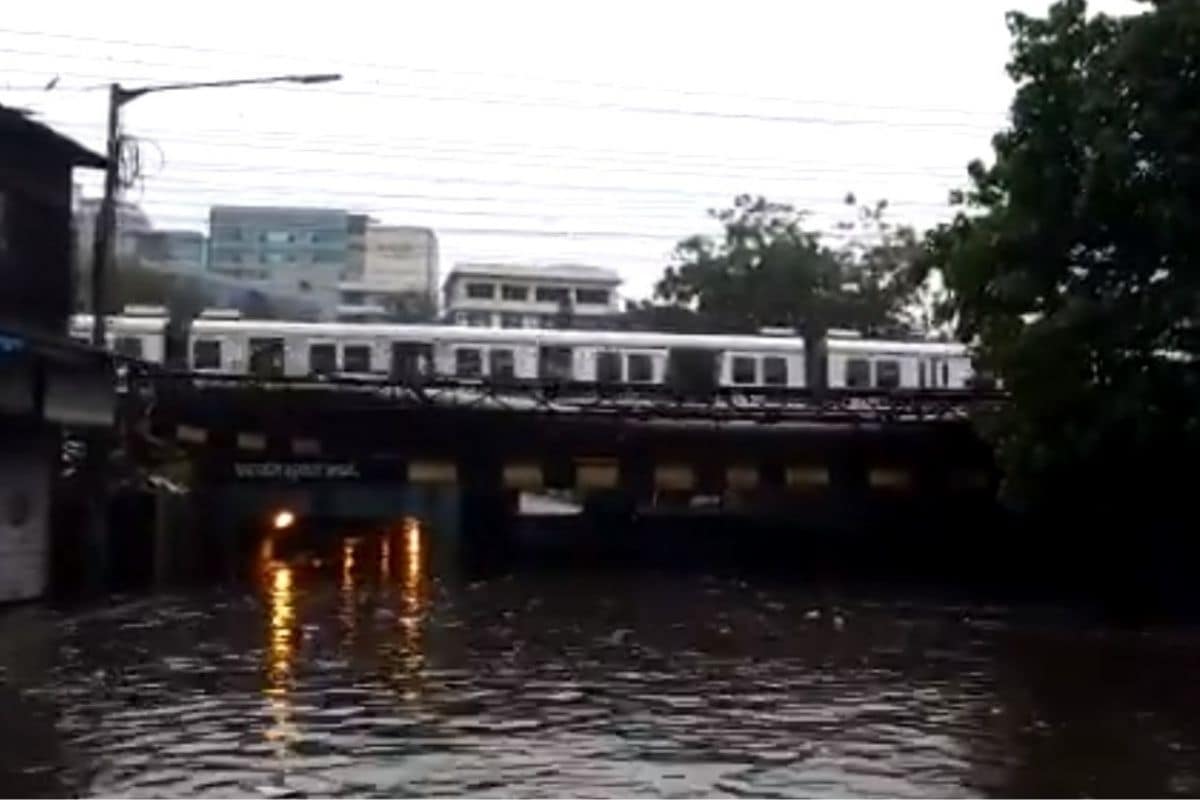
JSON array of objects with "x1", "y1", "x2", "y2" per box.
[{"x1": 88, "y1": 73, "x2": 341, "y2": 346}]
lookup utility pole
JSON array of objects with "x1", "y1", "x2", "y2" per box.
[
  {"x1": 80, "y1": 71, "x2": 340, "y2": 593},
  {"x1": 86, "y1": 73, "x2": 341, "y2": 347},
  {"x1": 89, "y1": 84, "x2": 122, "y2": 345}
]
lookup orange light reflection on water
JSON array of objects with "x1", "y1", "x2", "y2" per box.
[{"x1": 262, "y1": 555, "x2": 297, "y2": 754}]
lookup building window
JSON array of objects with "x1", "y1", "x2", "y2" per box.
[
  {"x1": 309, "y1": 343, "x2": 337, "y2": 375},
  {"x1": 263, "y1": 231, "x2": 292, "y2": 244},
  {"x1": 264, "y1": 252, "x2": 286, "y2": 264},
  {"x1": 627, "y1": 353, "x2": 653, "y2": 383},
  {"x1": 763, "y1": 356, "x2": 788, "y2": 386},
  {"x1": 500, "y1": 313, "x2": 524, "y2": 329},
  {"x1": 501, "y1": 284, "x2": 528, "y2": 301},
  {"x1": 466, "y1": 311, "x2": 492, "y2": 327},
  {"x1": 489, "y1": 348, "x2": 515, "y2": 379},
  {"x1": 343, "y1": 344, "x2": 372, "y2": 373},
  {"x1": 596, "y1": 351, "x2": 622, "y2": 383},
  {"x1": 875, "y1": 359, "x2": 901, "y2": 389},
  {"x1": 732, "y1": 356, "x2": 757, "y2": 385},
  {"x1": 113, "y1": 336, "x2": 143, "y2": 358},
  {"x1": 466, "y1": 282, "x2": 495, "y2": 299},
  {"x1": 193, "y1": 340, "x2": 221, "y2": 369},
  {"x1": 454, "y1": 311, "x2": 469, "y2": 325},
  {"x1": 455, "y1": 348, "x2": 482, "y2": 377},
  {"x1": 576, "y1": 288, "x2": 610, "y2": 305},
  {"x1": 535, "y1": 286, "x2": 570, "y2": 303},
  {"x1": 845, "y1": 358, "x2": 871, "y2": 388}
]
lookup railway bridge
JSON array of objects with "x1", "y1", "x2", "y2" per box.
[{"x1": 117, "y1": 368, "x2": 1005, "y2": 557}]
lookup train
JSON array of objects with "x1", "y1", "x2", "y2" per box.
[{"x1": 69, "y1": 308, "x2": 977, "y2": 391}]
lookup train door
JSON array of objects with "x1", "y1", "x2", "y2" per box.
[
  {"x1": 667, "y1": 347, "x2": 720, "y2": 397},
  {"x1": 390, "y1": 341, "x2": 433, "y2": 382},
  {"x1": 539, "y1": 345, "x2": 574, "y2": 381},
  {"x1": 248, "y1": 337, "x2": 285, "y2": 378}
]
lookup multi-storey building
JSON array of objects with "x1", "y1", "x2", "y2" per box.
[
  {"x1": 133, "y1": 229, "x2": 207, "y2": 274},
  {"x1": 74, "y1": 196, "x2": 152, "y2": 265},
  {"x1": 207, "y1": 206, "x2": 347, "y2": 319},
  {"x1": 443, "y1": 262, "x2": 622, "y2": 329},
  {"x1": 339, "y1": 219, "x2": 438, "y2": 321}
]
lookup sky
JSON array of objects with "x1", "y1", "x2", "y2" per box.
[{"x1": 2, "y1": 0, "x2": 1143, "y2": 301}]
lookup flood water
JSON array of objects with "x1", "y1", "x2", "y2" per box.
[{"x1": 3, "y1": 520, "x2": 1200, "y2": 797}]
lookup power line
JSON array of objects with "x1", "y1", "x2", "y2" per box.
[
  {"x1": 140, "y1": 176, "x2": 952, "y2": 216},
  {"x1": 46, "y1": 115, "x2": 967, "y2": 180},
  {"x1": 51, "y1": 131, "x2": 963, "y2": 205},
  {"x1": 0, "y1": 26, "x2": 1007, "y2": 120},
  {"x1": 0, "y1": 47, "x2": 1002, "y2": 131}
]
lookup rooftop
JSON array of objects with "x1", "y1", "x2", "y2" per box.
[
  {"x1": 450, "y1": 262, "x2": 621, "y2": 285},
  {"x1": 0, "y1": 104, "x2": 105, "y2": 169}
]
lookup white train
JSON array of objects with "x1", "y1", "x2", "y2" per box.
[{"x1": 69, "y1": 309, "x2": 977, "y2": 391}]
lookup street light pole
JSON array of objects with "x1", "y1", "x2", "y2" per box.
[
  {"x1": 87, "y1": 72, "x2": 341, "y2": 346},
  {"x1": 89, "y1": 83, "x2": 122, "y2": 347}
]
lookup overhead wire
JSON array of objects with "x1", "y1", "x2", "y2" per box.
[{"x1": 0, "y1": 26, "x2": 1007, "y2": 121}]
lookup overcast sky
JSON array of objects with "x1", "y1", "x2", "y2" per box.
[{"x1": 3, "y1": 0, "x2": 1141, "y2": 300}]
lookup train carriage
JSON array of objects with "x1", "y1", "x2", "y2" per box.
[{"x1": 88, "y1": 308, "x2": 975, "y2": 393}]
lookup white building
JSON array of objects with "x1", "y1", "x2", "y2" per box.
[
  {"x1": 340, "y1": 221, "x2": 438, "y2": 321},
  {"x1": 444, "y1": 262, "x2": 622, "y2": 329}
]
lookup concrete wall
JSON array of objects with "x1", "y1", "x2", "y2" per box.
[{"x1": 0, "y1": 428, "x2": 52, "y2": 602}]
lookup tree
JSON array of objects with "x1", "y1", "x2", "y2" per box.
[
  {"x1": 921, "y1": 0, "x2": 1200, "y2": 516},
  {"x1": 649, "y1": 194, "x2": 920, "y2": 383},
  {"x1": 654, "y1": 195, "x2": 917, "y2": 334}
]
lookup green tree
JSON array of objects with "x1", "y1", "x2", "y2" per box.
[
  {"x1": 921, "y1": 0, "x2": 1200, "y2": 515},
  {"x1": 647, "y1": 194, "x2": 920, "y2": 382}
]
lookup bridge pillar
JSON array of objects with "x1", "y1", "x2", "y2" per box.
[{"x1": 458, "y1": 455, "x2": 518, "y2": 565}]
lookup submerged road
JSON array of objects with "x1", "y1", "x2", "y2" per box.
[{"x1": 2, "y1": 521, "x2": 1200, "y2": 797}]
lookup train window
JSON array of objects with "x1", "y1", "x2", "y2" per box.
[
  {"x1": 113, "y1": 336, "x2": 143, "y2": 358},
  {"x1": 875, "y1": 359, "x2": 901, "y2": 389},
  {"x1": 501, "y1": 284, "x2": 528, "y2": 301},
  {"x1": 193, "y1": 340, "x2": 221, "y2": 369},
  {"x1": 845, "y1": 358, "x2": 871, "y2": 388},
  {"x1": 596, "y1": 351, "x2": 622, "y2": 383},
  {"x1": 763, "y1": 356, "x2": 788, "y2": 386},
  {"x1": 343, "y1": 345, "x2": 372, "y2": 373},
  {"x1": 455, "y1": 348, "x2": 482, "y2": 378},
  {"x1": 627, "y1": 353, "x2": 653, "y2": 383},
  {"x1": 465, "y1": 282, "x2": 495, "y2": 299},
  {"x1": 249, "y1": 338, "x2": 285, "y2": 378},
  {"x1": 391, "y1": 342, "x2": 431, "y2": 380},
  {"x1": 308, "y1": 343, "x2": 337, "y2": 375},
  {"x1": 489, "y1": 348, "x2": 516, "y2": 379},
  {"x1": 539, "y1": 346, "x2": 574, "y2": 380},
  {"x1": 732, "y1": 356, "x2": 757, "y2": 385}
]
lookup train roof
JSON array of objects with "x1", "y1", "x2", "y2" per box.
[
  {"x1": 70, "y1": 313, "x2": 169, "y2": 333},
  {"x1": 188, "y1": 320, "x2": 809, "y2": 351},
  {"x1": 826, "y1": 336, "x2": 968, "y2": 356}
]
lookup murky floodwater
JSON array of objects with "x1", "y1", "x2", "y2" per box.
[{"x1": 3, "y1": 520, "x2": 1200, "y2": 797}]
